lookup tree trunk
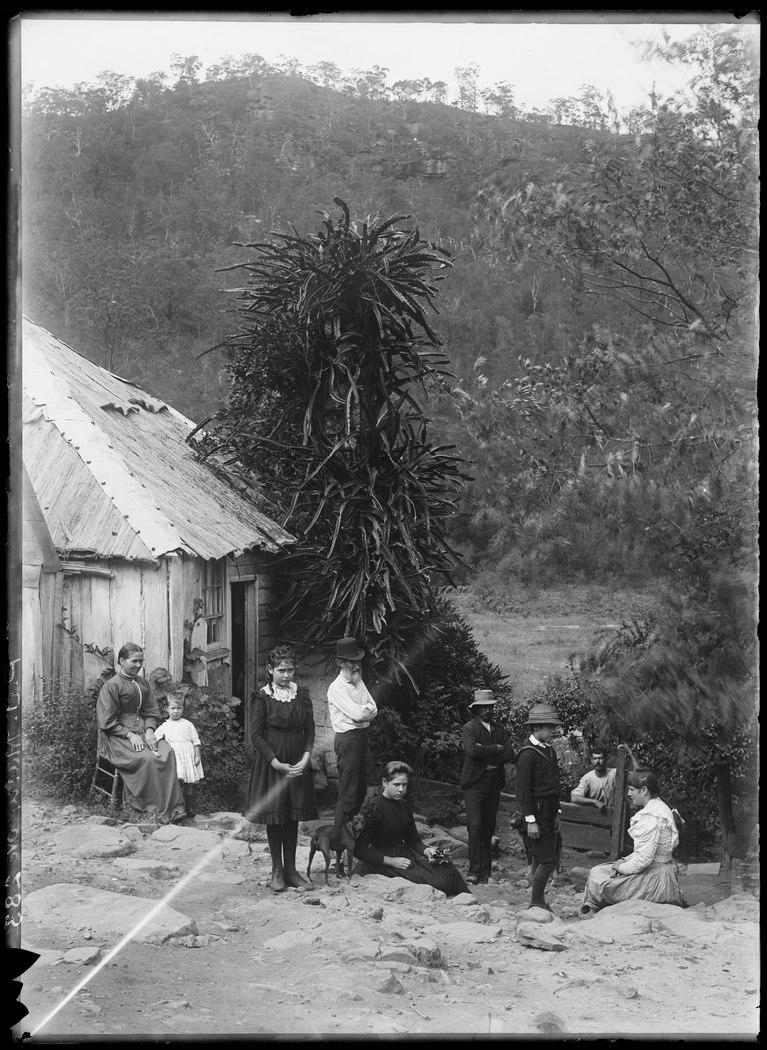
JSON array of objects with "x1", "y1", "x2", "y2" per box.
[{"x1": 715, "y1": 758, "x2": 736, "y2": 886}]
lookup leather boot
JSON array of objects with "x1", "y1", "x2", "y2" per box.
[
  {"x1": 283, "y1": 867, "x2": 309, "y2": 888},
  {"x1": 281, "y1": 820, "x2": 308, "y2": 887},
  {"x1": 270, "y1": 864, "x2": 287, "y2": 893}
]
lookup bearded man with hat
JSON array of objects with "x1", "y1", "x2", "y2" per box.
[
  {"x1": 459, "y1": 689, "x2": 516, "y2": 885},
  {"x1": 515, "y1": 702, "x2": 563, "y2": 912},
  {"x1": 327, "y1": 637, "x2": 378, "y2": 841}
]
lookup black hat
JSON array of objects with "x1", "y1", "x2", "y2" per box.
[{"x1": 336, "y1": 637, "x2": 365, "y2": 661}]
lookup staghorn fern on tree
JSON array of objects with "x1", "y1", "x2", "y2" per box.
[{"x1": 196, "y1": 198, "x2": 470, "y2": 682}]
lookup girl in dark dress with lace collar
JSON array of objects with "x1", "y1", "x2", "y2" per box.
[
  {"x1": 244, "y1": 644, "x2": 318, "y2": 893},
  {"x1": 353, "y1": 761, "x2": 470, "y2": 898}
]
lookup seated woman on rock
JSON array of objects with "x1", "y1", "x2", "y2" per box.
[
  {"x1": 97, "y1": 643, "x2": 187, "y2": 824},
  {"x1": 353, "y1": 761, "x2": 470, "y2": 898},
  {"x1": 581, "y1": 770, "x2": 683, "y2": 912}
]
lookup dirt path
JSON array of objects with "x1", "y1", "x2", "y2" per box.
[{"x1": 17, "y1": 798, "x2": 759, "y2": 1039}]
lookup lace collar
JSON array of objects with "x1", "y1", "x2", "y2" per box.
[{"x1": 267, "y1": 681, "x2": 298, "y2": 704}]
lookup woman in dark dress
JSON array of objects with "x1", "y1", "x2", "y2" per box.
[
  {"x1": 244, "y1": 644, "x2": 318, "y2": 893},
  {"x1": 97, "y1": 642, "x2": 186, "y2": 824},
  {"x1": 353, "y1": 761, "x2": 470, "y2": 898}
]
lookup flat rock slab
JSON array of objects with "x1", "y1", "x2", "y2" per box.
[
  {"x1": 191, "y1": 812, "x2": 249, "y2": 833},
  {"x1": 263, "y1": 930, "x2": 318, "y2": 951},
  {"x1": 49, "y1": 825, "x2": 138, "y2": 859},
  {"x1": 399, "y1": 937, "x2": 445, "y2": 968},
  {"x1": 149, "y1": 824, "x2": 249, "y2": 859},
  {"x1": 451, "y1": 892, "x2": 480, "y2": 907},
  {"x1": 379, "y1": 946, "x2": 418, "y2": 965},
  {"x1": 349, "y1": 873, "x2": 414, "y2": 893},
  {"x1": 313, "y1": 918, "x2": 380, "y2": 952},
  {"x1": 341, "y1": 944, "x2": 380, "y2": 962},
  {"x1": 563, "y1": 913, "x2": 651, "y2": 945},
  {"x1": 384, "y1": 883, "x2": 446, "y2": 904},
  {"x1": 424, "y1": 921, "x2": 503, "y2": 946},
  {"x1": 22, "y1": 884, "x2": 196, "y2": 945},
  {"x1": 197, "y1": 869, "x2": 247, "y2": 885},
  {"x1": 708, "y1": 894, "x2": 760, "y2": 923},
  {"x1": 594, "y1": 899, "x2": 683, "y2": 919},
  {"x1": 112, "y1": 857, "x2": 183, "y2": 879},
  {"x1": 517, "y1": 907, "x2": 554, "y2": 923},
  {"x1": 63, "y1": 946, "x2": 103, "y2": 965},
  {"x1": 518, "y1": 922, "x2": 567, "y2": 951},
  {"x1": 447, "y1": 826, "x2": 469, "y2": 844}
]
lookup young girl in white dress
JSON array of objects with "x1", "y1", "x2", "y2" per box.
[{"x1": 154, "y1": 696, "x2": 204, "y2": 817}]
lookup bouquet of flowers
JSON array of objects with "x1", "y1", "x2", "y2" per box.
[{"x1": 429, "y1": 845, "x2": 451, "y2": 865}]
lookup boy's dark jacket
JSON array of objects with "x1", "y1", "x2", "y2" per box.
[
  {"x1": 459, "y1": 717, "x2": 516, "y2": 789},
  {"x1": 515, "y1": 740, "x2": 561, "y2": 816}
]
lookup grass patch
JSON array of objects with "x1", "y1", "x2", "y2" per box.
[{"x1": 450, "y1": 581, "x2": 662, "y2": 702}]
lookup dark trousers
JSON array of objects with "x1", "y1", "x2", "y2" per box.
[
  {"x1": 521, "y1": 795, "x2": 561, "y2": 905},
  {"x1": 463, "y1": 769, "x2": 503, "y2": 876},
  {"x1": 333, "y1": 729, "x2": 369, "y2": 832}
]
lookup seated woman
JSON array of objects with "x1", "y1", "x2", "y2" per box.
[
  {"x1": 97, "y1": 643, "x2": 186, "y2": 824},
  {"x1": 353, "y1": 761, "x2": 470, "y2": 898},
  {"x1": 582, "y1": 770, "x2": 683, "y2": 912}
]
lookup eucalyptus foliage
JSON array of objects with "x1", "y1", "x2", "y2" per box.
[
  {"x1": 466, "y1": 26, "x2": 758, "y2": 856},
  {"x1": 200, "y1": 199, "x2": 469, "y2": 680}
]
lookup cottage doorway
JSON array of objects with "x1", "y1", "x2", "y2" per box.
[{"x1": 230, "y1": 580, "x2": 258, "y2": 738}]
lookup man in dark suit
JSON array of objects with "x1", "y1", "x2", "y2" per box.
[
  {"x1": 459, "y1": 689, "x2": 516, "y2": 885},
  {"x1": 515, "y1": 702, "x2": 562, "y2": 912}
]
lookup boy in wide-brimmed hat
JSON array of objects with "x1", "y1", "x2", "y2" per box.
[
  {"x1": 515, "y1": 702, "x2": 563, "y2": 912},
  {"x1": 459, "y1": 689, "x2": 516, "y2": 885},
  {"x1": 327, "y1": 637, "x2": 378, "y2": 841}
]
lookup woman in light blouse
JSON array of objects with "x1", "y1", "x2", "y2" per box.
[{"x1": 582, "y1": 770, "x2": 683, "y2": 912}]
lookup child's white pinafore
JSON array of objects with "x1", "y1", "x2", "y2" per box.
[{"x1": 154, "y1": 717, "x2": 204, "y2": 783}]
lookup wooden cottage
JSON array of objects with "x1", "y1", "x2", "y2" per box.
[{"x1": 21, "y1": 317, "x2": 295, "y2": 723}]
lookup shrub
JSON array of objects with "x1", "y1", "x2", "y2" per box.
[
  {"x1": 370, "y1": 596, "x2": 512, "y2": 782},
  {"x1": 23, "y1": 681, "x2": 100, "y2": 800}
]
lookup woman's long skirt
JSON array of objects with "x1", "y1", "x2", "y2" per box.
[
  {"x1": 244, "y1": 727, "x2": 318, "y2": 825},
  {"x1": 583, "y1": 860, "x2": 683, "y2": 910},
  {"x1": 100, "y1": 735, "x2": 186, "y2": 823},
  {"x1": 353, "y1": 845, "x2": 469, "y2": 898}
]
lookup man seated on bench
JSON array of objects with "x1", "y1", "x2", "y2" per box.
[{"x1": 570, "y1": 746, "x2": 616, "y2": 813}]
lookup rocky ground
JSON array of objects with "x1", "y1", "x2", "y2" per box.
[{"x1": 17, "y1": 797, "x2": 759, "y2": 1039}]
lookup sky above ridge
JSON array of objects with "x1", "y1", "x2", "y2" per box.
[{"x1": 18, "y1": 13, "x2": 756, "y2": 114}]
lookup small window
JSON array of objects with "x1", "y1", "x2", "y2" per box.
[{"x1": 202, "y1": 560, "x2": 225, "y2": 644}]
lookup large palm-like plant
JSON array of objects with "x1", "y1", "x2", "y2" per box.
[{"x1": 199, "y1": 199, "x2": 469, "y2": 681}]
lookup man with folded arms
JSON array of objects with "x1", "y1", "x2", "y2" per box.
[
  {"x1": 327, "y1": 637, "x2": 378, "y2": 843},
  {"x1": 460, "y1": 689, "x2": 515, "y2": 885}
]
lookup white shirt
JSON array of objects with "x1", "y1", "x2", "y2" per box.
[
  {"x1": 327, "y1": 674, "x2": 378, "y2": 734},
  {"x1": 572, "y1": 767, "x2": 617, "y2": 806}
]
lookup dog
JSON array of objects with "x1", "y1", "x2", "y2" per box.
[{"x1": 307, "y1": 813, "x2": 366, "y2": 885}]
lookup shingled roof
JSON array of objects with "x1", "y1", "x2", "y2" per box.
[{"x1": 21, "y1": 317, "x2": 295, "y2": 562}]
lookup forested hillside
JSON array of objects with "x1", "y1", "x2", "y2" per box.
[{"x1": 22, "y1": 57, "x2": 612, "y2": 422}]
